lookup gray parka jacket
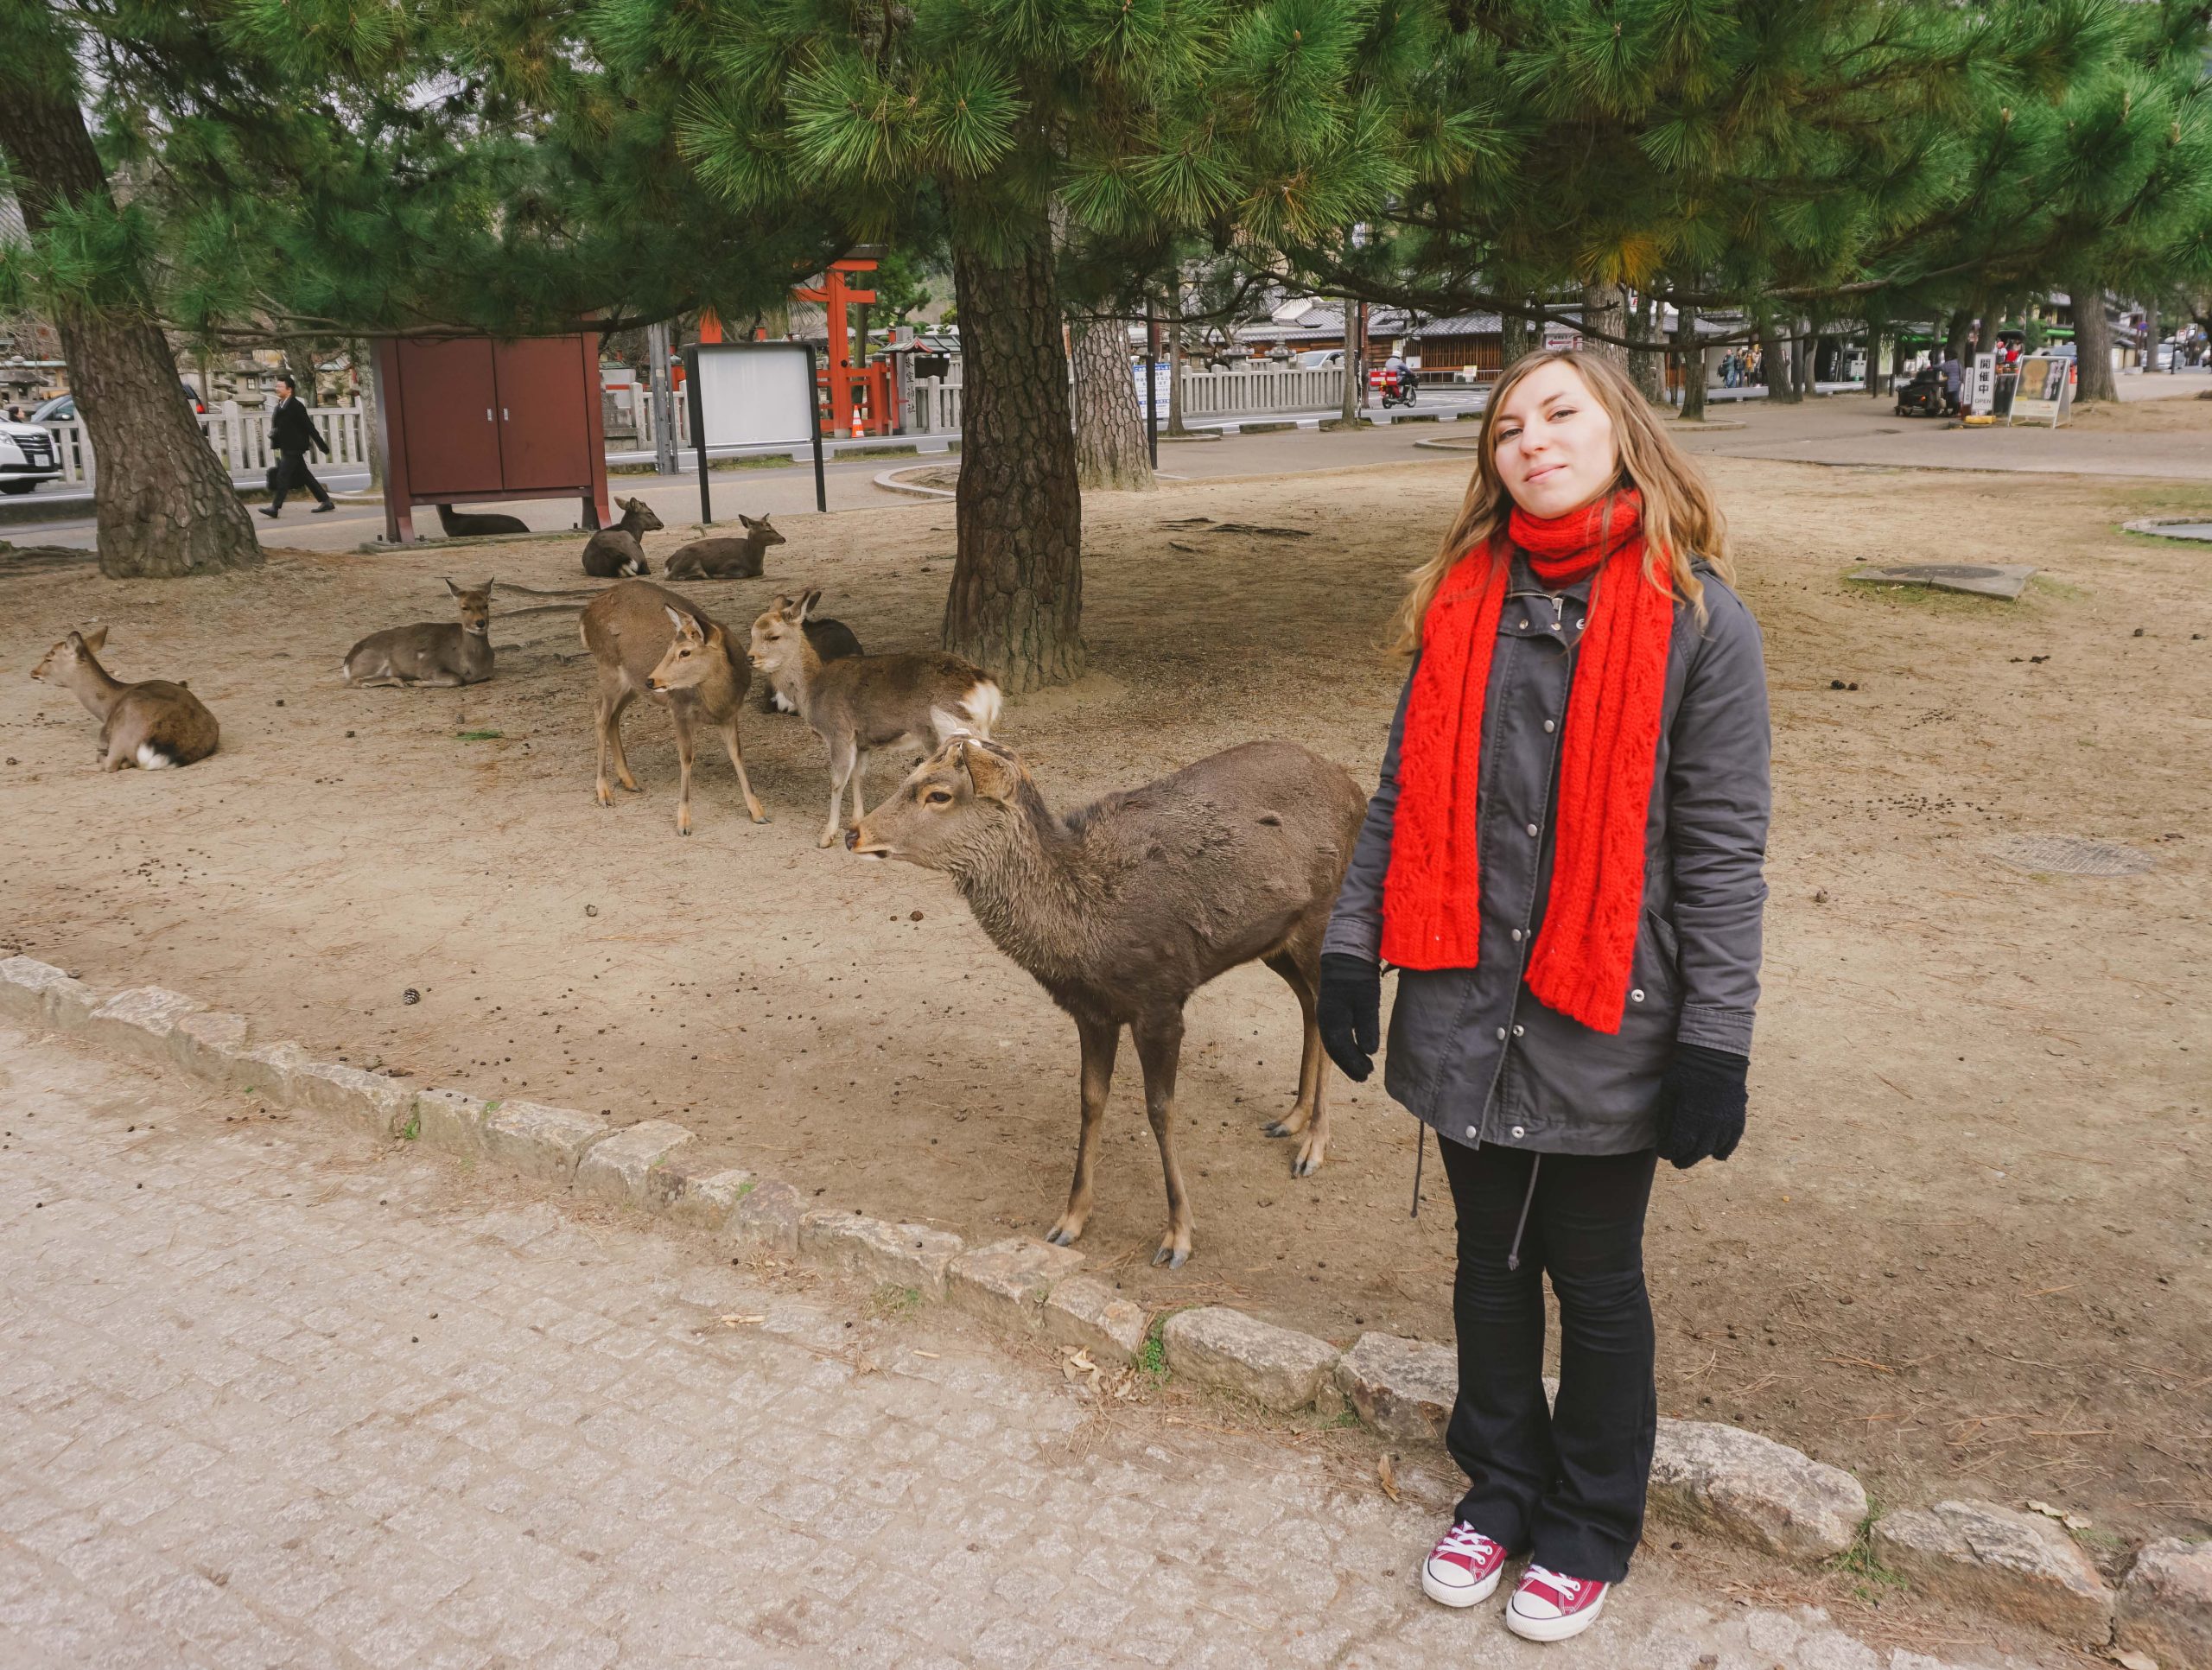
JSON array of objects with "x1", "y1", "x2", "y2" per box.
[{"x1": 1322, "y1": 554, "x2": 1771, "y2": 1155}]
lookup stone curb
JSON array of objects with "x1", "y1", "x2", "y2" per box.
[{"x1": 4, "y1": 953, "x2": 2171, "y2": 1645}]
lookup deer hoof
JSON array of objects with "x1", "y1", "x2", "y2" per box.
[
  {"x1": 1151, "y1": 1241, "x2": 1190, "y2": 1270},
  {"x1": 1262, "y1": 1120, "x2": 1291, "y2": 1139},
  {"x1": 594, "y1": 784, "x2": 613, "y2": 807},
  {"x1": 1291, "y1": 1152, "x2": 1323, "y2": 1178}
]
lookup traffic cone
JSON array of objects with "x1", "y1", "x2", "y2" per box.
[{"x1": 850, "y1": 404, "x2": 865, "y2": 440}]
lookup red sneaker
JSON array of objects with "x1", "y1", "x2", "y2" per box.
[
  {"x1": 1505, "y1": 1564, "x2": 1609, "y2": 1641},
  {"x1": 1420, "y1": 1520, "x2": 1508, "y2": 1608}
]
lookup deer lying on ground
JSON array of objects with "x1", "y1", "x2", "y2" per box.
[
  {"x1": 341, "y1": 578, "x2": 495, "y2": 687},
  {"x1": 849, "y1": 736, "x2": 1367, "y2": 1268},
  {"x1": 664, "y1": 512, "x2": 785, "y2": 580},
  {"x1": 30, "y1": 625, "x2": 220, "y2": 771},
  {"x1": 748, "y1": 588, "x2": 1000, "y2": 848},
  {"x1": 581, "y1": 497, "x2": 662, "y2": 577},
  {"x1": 579, "y1": 579, "x2": 766, "y2": 835},
  {"x1": 761, "y1": 613, "x2": 861, "y2": 714},
  {"x1": 435, "y1": 503, "x2": 528, "y2": 537}
]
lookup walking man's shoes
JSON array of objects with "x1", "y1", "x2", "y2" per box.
[
  {"x1": 312, "y1": 502, "x2": 335, "y2": 513},
  {"x1": 1505, "y1": 1565, "x2": 1609, "y2": 1641},
  {"x1": 1421, "y1": 1520, "x2": 1508, "y2": 1608},
  {"x1": 258, "y1": 506, "x2": 278, "y2": 518}
]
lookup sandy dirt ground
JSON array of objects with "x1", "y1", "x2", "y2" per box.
[{"x1": 4, "y1": 421, "x2": 2209, "y2": 1555}]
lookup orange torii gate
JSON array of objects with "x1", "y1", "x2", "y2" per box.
[{"x1": 794, "y1": 259, "x2": 898, "y2": 438}]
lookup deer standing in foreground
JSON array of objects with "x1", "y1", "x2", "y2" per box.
[
  {"x1": 435, "y1": 503, "x2": 528, "y2": 537},
  {"x1": 30, "y1": 625, "x2": 220, "y2": 771},
  {"x1": 341, "y1": 578, "x2": 495, "y2": 687},
  {"x1": 664, "y1": 513, "x2": 785, "y2": 580},
  {"x1": 579, "y1": 579, "x2": 766, "y2": 835},
  {"x1": 748, "y1": 589, "x2": 1001, "y2": 848},
  {"x1": 849, "y1": 736, "x2": 1367, "y2": 1268},
  {"x1": 582, "y1": 497, "x2": 662, "y2": 577}
]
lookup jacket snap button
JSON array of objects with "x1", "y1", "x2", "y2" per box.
[
  {"x1": 1510, "y1": 1125, "x2": 1526, "y2": 1139},
  {"x1": 1494, "y1": 1026, "x2": 1506, "y2": 1041},
  {"x1": 1512, "y1": 1024, "x2": 1524, "y2": 1037},
  {"x1": 1510, "y1": 928, "x2": 1522, "y2": 943},
  {"x1": 1630, "y1": 988, "x2": 1645, "y2": 1002},
  {"x1": 1465, "y1": 1124, "x2": 1478, "y2": 1140},
  {"x1": 1525, "y1": 822, "x2": 1539, "y2": 838},
  {"x1": 1543, "y1": 720, "x2": 1556, "y2": 733}
]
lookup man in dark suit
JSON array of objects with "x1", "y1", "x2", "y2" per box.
[{"x1": 260, "y1": 373, "x2": 334, "y2": 518}]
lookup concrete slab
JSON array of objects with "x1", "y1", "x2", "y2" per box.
[{"x1": 1846, "y1": 562, "x2": 2035, "y2": 600}]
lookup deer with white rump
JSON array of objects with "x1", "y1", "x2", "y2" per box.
[
  {"x1": 748, "y1": 588, "x2": 1001, "y2": 848},
  {"x1": 849, "y1": 736, "x2": 1367, "y2": 1268},
  {"x1": 31, "y1": 625, "x2": 220, "y2": 771},
  {"x1": 579, "y1": 579, "x2": 766, "y2": 835}
]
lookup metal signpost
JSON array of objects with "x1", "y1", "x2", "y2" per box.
[{"x1": 682, "y1": 341, "x2": 828, "y2": 523}]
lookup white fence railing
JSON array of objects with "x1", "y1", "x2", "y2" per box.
[
  {"x1": 39, "y1": 403, "x2": 372, "y2": 487},
  {"x1": 908, "y1": 363, "x2": 1348, "y2": 436}
]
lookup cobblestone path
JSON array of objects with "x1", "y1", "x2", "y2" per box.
[{"x1": 0, "y1": 1024, "x2": 2024, "y2": 1669}]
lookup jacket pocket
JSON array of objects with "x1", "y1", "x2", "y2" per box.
[{"x1": 1635, "y1": 906, "x2": 1681, "y2": 1002}]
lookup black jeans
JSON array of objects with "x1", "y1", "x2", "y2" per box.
[
  {"x1": 1437, "y1": 1136, "x2": 1657, "y2": 1583},
  {"x1": 270, "y1": 449, "x2": 330, "y2": 511}
]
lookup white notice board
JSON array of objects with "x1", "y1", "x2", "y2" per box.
[{"x1": 683, "y1": 341, "x2": 826, "y2": 518}]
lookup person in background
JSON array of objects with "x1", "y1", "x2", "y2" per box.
[
  {"x1": 261, "y1": 372, "x2": 334, "y2": 518},
  {"x1": 1939, "y1": 350, "x2": 1963, "y2": 416},
  {"x1": 1318, "y1": 349, "x2": 1770, "y2": 1645}
]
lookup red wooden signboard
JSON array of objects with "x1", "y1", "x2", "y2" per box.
[{"x1": 372, "y1": 333, "x2": 611, "y2": 543}]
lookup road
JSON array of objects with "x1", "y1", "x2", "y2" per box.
[{"x1": 0, "y1": 1022, "x2": 2027, "y2": 1670}]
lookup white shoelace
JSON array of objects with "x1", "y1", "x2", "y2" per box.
[
  {"x1": 1434, "y1": 1521, "x2": 1498, "y2": 1560},
  {"x1": 1520, "y1": 1564, "x2": 1585, "y2": 1603}
]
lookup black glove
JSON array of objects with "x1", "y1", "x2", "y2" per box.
[
  {"x1": 1317, "y1": 953, "x2": 1382, "y2": 1083},
  {"x1": 1656, "y1": 1043, "x2": 1748, "y2": 1169}
]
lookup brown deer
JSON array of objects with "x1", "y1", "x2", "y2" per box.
[
  {"x1": 849, "y1": 736, "x2": 1367, "y2": 1268},
  {"x1": 664, "y1": 513, "x2": 785, "y2": 580},
  {"x1": 748, "y1": 588, "x2": 1001, "y2": 848},
  {"x1": 579, "y1": 580, "x2": 766, "y2": 835},
  {"x1": 761, "y1": 614, "x2": 862, "y2": 715},
  {"x1": 30, "y1": 625, "x2": 220, "y2": 771},
  {"x1": 435, "y1": 503, "x2": 527, "y2": 537},
  {"x1": 582, "y1": 497, "x2": 662, "y2": 577},
  {"x1": 341, "y1": 578, "x2": 495, "y2": 687}
]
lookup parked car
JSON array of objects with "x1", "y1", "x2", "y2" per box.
[
  {"x1": 1291, "y1": 349, "x2": 1344, "y2": 369},
  {"x1": 0, "y1": 417, "x2": 64, "y2": 493},
  {"x1": 32, "y1": 381, "x2": 207, "y2": 423},
  {"x1": 1452, "y1": 365, "x2": 1491, "y2": 384}
]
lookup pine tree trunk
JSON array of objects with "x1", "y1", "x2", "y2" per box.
[
  {"x1": 1338, "y1": 299, "x2": 1360, "y2": 424},
  {"x1": 944, "y1": 228, "x2": 1084, "y2": 692},
  {"x1": 1672, "y1": 296, "x2": 1707, "y2": 421},
  {"x1": 0, "y1": 79, "x2": 260, "y2": 578},
  {"x1": 1628, "y1": 294, "x2": 1665, "y2": 403},
  {"x1": 1070, "y1": 314, "x2": 1153, "y2": 492},
  {"x1": 1754, "y1": 308, "x2": 1799, "y2": 403},
  {"x1": 2073, "y1": 284, "x2": 2117, "y2": 402},
  {"x1": 1499, "y1": 301, "x2": 1530, "y2": 370},
  {"x1": 1792, "y1": 320, "x2": 1815, "y2": 397},
  {"x1": 1580, "y1": 282, "x2": 1627, "y2": 371}
]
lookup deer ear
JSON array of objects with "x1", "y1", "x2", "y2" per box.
[
  {"x1": 740, "y1": 513, "x2": 759, "y2": 530},
  {"x1": 960, "y1": 740, "x2": 1021, "y2": 803},
  {"x1": 80, "y1": 624, "x2": 109, "y2": 652},
  {"x1": 664, "y1": 606, "x2": 699, "y2": 638},
  {"x1": 444, "y1": 577, "x2": 463, "y2": 597},
  {"x1": 797, "y1": 588, "x2": 822, "y2": 621}
]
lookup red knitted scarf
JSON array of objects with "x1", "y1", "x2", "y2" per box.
[{"x1": 1380, "y1": 489, "x2": 1675, "y2": 1033}]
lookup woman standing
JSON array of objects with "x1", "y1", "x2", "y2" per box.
[{"x1": 1318, "y1": 349, "x2": 1770, "y2": 1643}]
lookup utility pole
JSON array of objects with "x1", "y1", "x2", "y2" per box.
[{"x1": 647, "y1": 320, "x2": 679, "y2": 479}]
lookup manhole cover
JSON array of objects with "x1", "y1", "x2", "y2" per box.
[
  {"x1": 1987, "y1": 834, "x2": 2155, "y2": 876},
  {"x1": 2121, "y1": 518, "x2": 2212, "y2": 543}
]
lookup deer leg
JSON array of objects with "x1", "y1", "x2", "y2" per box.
[
  {"x1": 598, "y1": 685, "x2": 639, "y2": 796},
  {"x1": 819, "y1": 736, "x2": 856, "y2": 848},
  {"x1": 848, "y1": 749, "x2": 868, "y2": 824},
  {"x1": 1048, "y1": 1018, "x2": 1120, "y2": 1248},
  {"x1": 717, "y1": 717, "x2": 768, "y2": 824},
  {"x1": 1132, "y1": 1009, "x2": 1195, "y2": 1269},
  {"x1": 1262, "y1": 953, "x2": 1331, "y2": 1176},
  {"x1": 671, "y1": 702, "x2": 696, "y2": 836}
]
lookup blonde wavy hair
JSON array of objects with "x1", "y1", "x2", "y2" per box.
[{"x1": 1389, "y1": 348, "x2": 1732, "y2": 655}]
